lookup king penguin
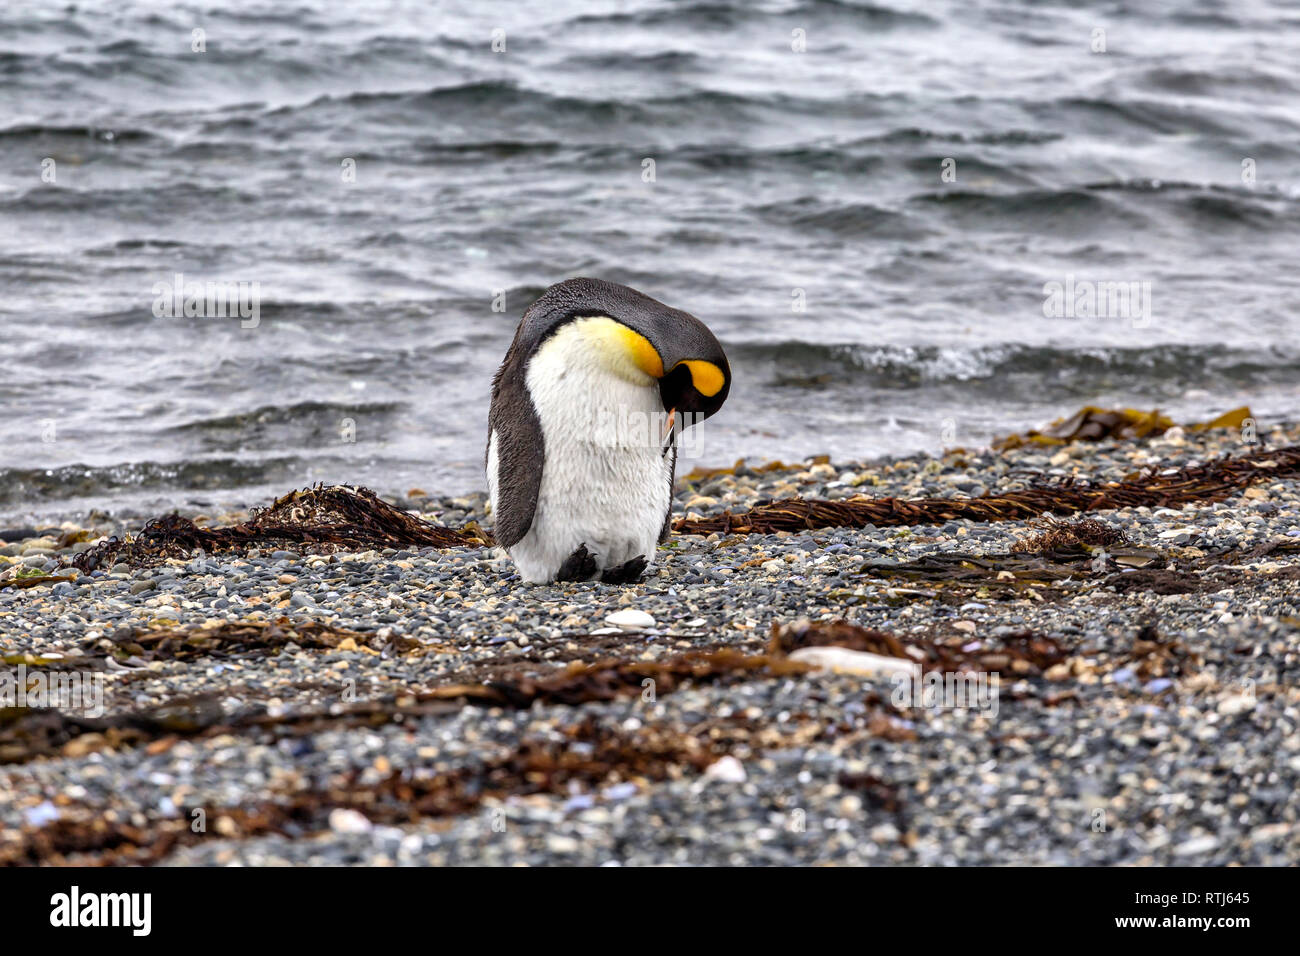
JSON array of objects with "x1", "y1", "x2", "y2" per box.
[{"x1": 486, "y1": 278, "x2": 731, "y2": 584}]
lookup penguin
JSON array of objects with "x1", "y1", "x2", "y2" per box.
[{"x1": 486, "y1": 278, "x2": 730, "y2": 584}]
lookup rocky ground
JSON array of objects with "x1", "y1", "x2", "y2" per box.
[{"x1": 2, "y1": 421, "x2": 1299, "y2": 865}]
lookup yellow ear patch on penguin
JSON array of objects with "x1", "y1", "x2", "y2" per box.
[
  {"x1": 615, "y1": 325, "x2": 665, "y2": 379},
  {"x1": 575, "y1": 316, "x2": 665, "y2": 382},
  {"x1": 676, "y1": 360, "x2": 726, "y2": 397},
  {"x1": 569, "y1": 316, "x2": 722, "y2": 394}
]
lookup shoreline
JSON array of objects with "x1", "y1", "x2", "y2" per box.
[{"x1": 2, "y1": 414, "x2": 1299, "y2": 865}]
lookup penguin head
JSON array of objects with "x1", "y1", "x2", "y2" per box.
[{"x1": 518, "y1": 277, "x2": 731, "y2": 421}]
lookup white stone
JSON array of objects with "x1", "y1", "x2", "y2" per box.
[
  {"x1": 703, "y1": 755, "x2": 747, "y2": 784},
  {"x1": 328, "y1": 808, "x2": 372, "y2": 834},
  {"x1": 605, "y1": 609, "x2": 655, "y2": 630},
  {"x1": 788, "y1": 645, "x2": 920, "y2": 680}
]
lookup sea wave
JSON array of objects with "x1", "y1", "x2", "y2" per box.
[
  {"x1": 0, "y1": 457, "x2": 307, "y2": 509},
  {"x1": 733, "y1": 341, "x2": 1300, "y2": 392}
]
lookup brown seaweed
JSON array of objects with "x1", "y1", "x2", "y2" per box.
[
  {"x1": 469, "y1": 648, "x2": 809, "y2": 708},
  {"x1": 1010, "y1": 515, "x2": 1130, "y2": 554},
  {"x1": 858, "y1": 546, "x2": 1161, "y2": 592},
  {"x1": 99, "y1": 616, "x2": 415, "y2": 663},
  {"x1": 0, "y1": 574, "x2": 77, "y2": 591},
  {"x1": 0, "y1": 716, "x2": 767, "y2": 866},
  {"x1": 769, "y1": 618, "x2": 1066, "y2": 677},
  {"x1": 72, "y1": 484, "x2": 490, "y2": 572},
  {"x1": 0, "y1": 641, "x2": 814, "y2": 765},
  {"x1": 1102, "y1": 568, "x2": 1203, "y2": 596},
  {"x1": 5, "y1": 614, "x2": 1022, "y2": 767},
  {"x1": 993, "y1": 405, "x2": 1252, "y2": 450},
  {"x1": 674, "y1": 444, "x2": 1300, "y2": 536}
]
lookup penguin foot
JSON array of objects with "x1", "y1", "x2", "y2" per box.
[
  {"x1": 601, "y1": 554, "x2": 647, "y2": 585},
  {"x1": 555, "y1": 543, "x2": 598, "y2": 582}
]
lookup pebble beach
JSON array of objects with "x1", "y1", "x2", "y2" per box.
[{"x1": 2, "y1": 418, "x2": 1299, "y2": 866}]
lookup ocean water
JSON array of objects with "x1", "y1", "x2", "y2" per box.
[{"x1": 2, "y1": 0, "x2": 1299, "y2": 522}]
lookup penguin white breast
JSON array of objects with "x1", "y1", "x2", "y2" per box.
[{"x1": 502, "y1": 316, "x2": 674, "y2": 582}]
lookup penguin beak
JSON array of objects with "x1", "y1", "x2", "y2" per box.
[{"x1": 662, "y1": 408, "x2": 678, "y2": 445}]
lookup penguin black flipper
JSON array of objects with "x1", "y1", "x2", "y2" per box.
[{"x1": 487, "y1": 338, "x2": 545, "y2": 549}]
